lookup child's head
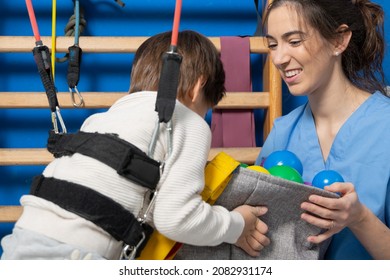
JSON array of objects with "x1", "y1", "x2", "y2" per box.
[{"x1": 129, "y1": 30, "x2": 226, "y2": 112}]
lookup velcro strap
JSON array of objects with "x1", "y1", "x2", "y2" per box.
[
  {"x1": 155, "y1": 51, "x2": 182, "y2": 123},
  {"x1": 47, "y1": 131, "x2": 161, "y2": 190},
  {"x1": 30, "y1": 175, "x2": 154, "y2": 256},
  {"x1": 32, "y1": 45, "x2": 59, "y2": 112},
  {"x1": 67, "y1": 45, "x2": 82, "y2": 88}
]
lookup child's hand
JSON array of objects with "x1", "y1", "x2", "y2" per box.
[{"x1": 233, "y1": 205, "x2": 270, "y2": 257}]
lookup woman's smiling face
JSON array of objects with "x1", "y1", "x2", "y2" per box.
[{"x1": 265, "y1": 3, "x2": 336, "y2": 97}]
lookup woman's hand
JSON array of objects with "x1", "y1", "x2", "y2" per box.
[{"x1": 300, "y1": 182, "x2": 367, "y2": 243}]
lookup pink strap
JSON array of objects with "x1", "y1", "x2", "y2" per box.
[{"x1": 211, "y1": 36, "x2": 256, "y2": 147}]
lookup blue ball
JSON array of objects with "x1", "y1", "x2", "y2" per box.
[
  {"x1": 312, "y1": 170, "x2": 344, "y2": 189},
  {"x1": 263, "y1": 150, "x2": 303, "y2": 175}
]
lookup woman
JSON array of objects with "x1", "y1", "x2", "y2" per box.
[{"x1": 256, "y1": 0, "x2": 390, "y2": 259}]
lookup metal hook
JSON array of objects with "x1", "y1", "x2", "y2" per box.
[
  {"x1": 138, "y1": 190, "x2": 159, "y2": 224},
  {"x1": 120, "y1": 232, "x2": 146, "y2": 260},
  {"x1": 148, "y1": 119, "x2": 173, "y2": 159},
  {"x1": 51, "y1": 106, "x2": 67, "y2": 134},
  {"x1": 69, "y1": 86, "x2": 84, "y2": 107},
  {"x1": 139, "y1": 118, "x2": 172, "y2": 223},
  {"x1": 166, "y1": 120, "x2": 173, "y2": 156},
  {"x1": 148, "y1": 119, "x2": 160, "y2": 158}
]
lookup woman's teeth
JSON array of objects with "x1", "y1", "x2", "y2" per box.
[{"x1": 285, "y1": 69, "x2": 301, "y2": 78}]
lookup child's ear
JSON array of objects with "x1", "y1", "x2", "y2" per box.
[
  {"x1": 333, "y1": 24, "x2": 352, "y2": 55},
  {"x1": 191, "y1": 77, "x2": 205, "y2": 103}
]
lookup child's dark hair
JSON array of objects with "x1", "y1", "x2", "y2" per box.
[
  {"x1": 130, "y1": 30, "x2": 226, "y2": 107},
  {"x1": 263, "y1": 0, "x2": 386, "y2": 95}
]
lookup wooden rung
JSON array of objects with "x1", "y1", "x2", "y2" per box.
[
  {"x1": 208, "y1": 147, "x2": 261, "y2": 164},
  {"x1": 0, "y1": 147, "x2": 260, "y2": 166},
  {"x1": 0, "y1": 92, "x2": 270, "y2": 109},
  {"x1": 0, "y1": 36, "x2": 269, "y2": 54},
  {"x1": 0, "y1": 92, "x2": 126, "y2": 109},
  {"x1": 0, "y1": 206, "x2": 23, "y2": 223},
  {"x1": 216, "y1": 93, "x2": 269, "y2": 109},
  {"x1": 0, "y1": 148, "x2": 52, "y2": 165}
]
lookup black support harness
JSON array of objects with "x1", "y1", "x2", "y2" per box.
[
  {"x1": 47, "y1": 131, "x2": 161, "y2": 190},
  {"x1": 32, "y1": 130, "x2": 162, "y2": 259}
]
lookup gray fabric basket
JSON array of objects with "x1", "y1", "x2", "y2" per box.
[{"x1": 175, "y1": 167, "x2": 339, "y2": 260}]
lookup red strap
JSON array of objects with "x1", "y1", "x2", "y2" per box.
[{"x1": 211, "y1": 36, "x2": 256, "y2": 147}]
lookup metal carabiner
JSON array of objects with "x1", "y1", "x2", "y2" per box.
[
  {"x1": 51, "y1": 106, "x2": 67, "y2": 134},
  {"x1": 166, "y1": 120, "x2": 173, "y2": 156},
  {"x1": 120, "y1": 232, "x2": 146, "y2": 260},
  {"x1": 136, "y1": 118, "x2": 172, "y2": 227},
  {"x1": 148, "y1": 119, "x2": 173, "y2": 159},
  {"x1": 138, "y1": 190, "x2": 159, "y2": 224},
  {"x1": 69, "y1": 86, "x2": 84, "y2": 107}
]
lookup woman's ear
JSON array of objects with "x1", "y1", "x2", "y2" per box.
[{"x1": 333, "y1": 24, "x2": 352, "y2": 55}]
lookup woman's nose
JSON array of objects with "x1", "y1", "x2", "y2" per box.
[{"x1": 271, "y1": 46, "x2": 290, "y2": 67}]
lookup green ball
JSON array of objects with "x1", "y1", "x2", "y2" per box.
[{"x1": 268, "y1": 165, "x2": 304, "y2": 184}]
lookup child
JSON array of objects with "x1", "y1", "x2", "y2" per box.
[{"x1": 1, "y1": 30, "x2": 269, "y2": 260}]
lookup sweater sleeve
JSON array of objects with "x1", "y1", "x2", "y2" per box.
[{"x1": 152, "y1": 105, "x2": 244, "y2": 246}]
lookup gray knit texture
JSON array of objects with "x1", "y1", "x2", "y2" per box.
[{"x1": 175, "y1": 167, "x2": 339, "y2": 260}]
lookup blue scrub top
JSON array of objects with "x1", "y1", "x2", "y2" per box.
[{"x1": 256, "y1": 91, "x2": 390, "y2": 260}]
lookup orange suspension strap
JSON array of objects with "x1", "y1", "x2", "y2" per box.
[{"x1": 25, "y1": 0, "x2": 67, "y2": 134}]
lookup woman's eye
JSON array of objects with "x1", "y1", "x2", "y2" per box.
[
  {"x1": 267, "y1": 43, "x2": 277, "y2": 50},
  {"x1": 289, "y1": 40, "x2": 302, "y2": 46}
]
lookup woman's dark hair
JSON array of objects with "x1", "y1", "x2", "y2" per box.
[
  {"x1": 263, "y1": 0, "x2": 386, "y2": 95},
  {"x1": 130, "y1": 30, "x2": 225, "y2": 107}
]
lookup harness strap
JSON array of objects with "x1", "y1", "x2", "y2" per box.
[
  {"x1": 32, "y1": 45, "x2": 59, "y2": 113},
  {"x1": 67, "y1": 45, "x2": 82, "y2": 89},
  {"x1": 30, "y1": 175, "x2": 153, "y2": 258},
  {"x1": 155, "y1": 49, "x2": 182, "y2": 123},
  {"x1": 47, "y1": 131, "x2": 161, "y2": 190}
]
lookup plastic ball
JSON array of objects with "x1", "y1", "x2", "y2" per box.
[
  {"x1": 263, "y1": 150, "x2": 303, "y2": 175},
  {"x1": 247, "y1": 165, "x2": 270, "y2": 174},
  {"x1": 268, "y1": 165, "x2": 304, "y2": 184},
  {"x1": 240, "y1": 163, "x2": 249, "y2": 168},
  {"x1": 312, "y1": 170, "x2": 344, "y2": 189}
]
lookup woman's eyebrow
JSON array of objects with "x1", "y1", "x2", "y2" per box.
[{"x1": 265, "y1": 30, "x2": 306, "y2": 40}]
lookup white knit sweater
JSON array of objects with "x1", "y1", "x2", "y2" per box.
[{"x1": 16, "y1": 91, "x2": 244, "y2": 259}]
